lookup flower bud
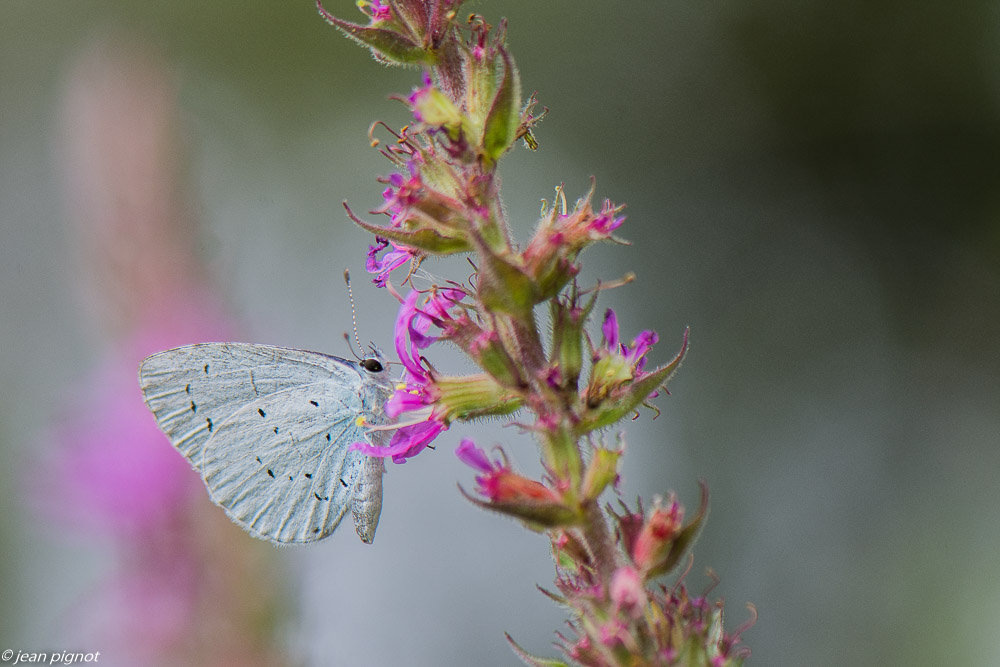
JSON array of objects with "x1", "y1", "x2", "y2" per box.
[
  {"x1": 580, "y1": 445, "x2": 621, "y2": 502},
  {"x1": 631, "y1": 494, "x2": 684, "y2": 572},
  {"x1": 551, "y1": 530, "x2": 592, "y2": 572},
  {"x1": 630, "y1": 482, "x2": 709, "y2": 579},
  {"x1": 473, "y1": 241, "x2": 541, "y2": 316},
  {"x1": 548, "y1": 292, "x2": 594, "y2": 390},
  {"x1": 409, "y1": 76, "x2": 466, "y2": 139},
  {"x1": 456, "y1": 440, "x2": 580, "y2": 528},
  {"x1": 523, "y1": 183, "x2": 626, "y2": 300}
]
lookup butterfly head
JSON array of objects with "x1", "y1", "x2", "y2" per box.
[
  {"x1": 358, "y1": 345, "x2": 391, "y2": 376},
  {"x1": 360, "y1": 357, "x2": 385, "y2": 373}
]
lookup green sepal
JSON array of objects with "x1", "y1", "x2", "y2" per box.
[
  {"x1": 318, "y1": 3, "x2": 433, "y2": 66},
  {"x1": 535, "y1": 585, "x2": 567, "y2": 606},
  {"x1": 548, "y1": 290, "x2": 596, "y2": 390},
  {"x1": 457, "y1": 485, "x2": 581, "y2": 528},
  {"x1": 434, "y1": 373, "x2": 523, "y2": 421},
  {"x1": 581, "y1": 446, "x2": 621, "y2": 502},
  {"x1": 475, "y1": 248, "x2": 540, "y2": 316},
  {"x1": 350, "y1": 216, "x2": 472, "y2": 255},
  {"x1": 480, "y1": 47, "x2": 522, "y2": 164},
  {"x1": 505, "y1": 633, "x2": 569, "y2": 667}
]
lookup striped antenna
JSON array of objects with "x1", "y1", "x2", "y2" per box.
[{"x1": 343, "y1": 270, "x2": 365, "y2": 358}]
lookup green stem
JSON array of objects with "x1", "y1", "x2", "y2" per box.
[{"x1": 580, "y1": 499, "x2": 618, "y2": 589}]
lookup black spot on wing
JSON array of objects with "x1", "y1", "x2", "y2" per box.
[
  {"x1": 203, "y1": 364, "x2": 209, "y2": 374},
  {"x1": 256, "y1": 456, "x2": 263, "y2": 464},
  {"x1": 304, "y1": 473, "x2": 312, "y2": 479},
  {"x1": 206, "y1": 417, "x2": 213, "y2": 432},
  {"x1": 258, "y1": 408, "x2": 266, "y2": 418},
  {"x1": 314, "y1": 492, "x2": 329, "y2": 501},
  {"x1": 185, "y1": 384, "x2": 191, "y2": 394},
  {"x1": 267, "y1": 469, "x2": 275, "y2": 479},
  {"x1": 190, "y1": 401, "x2": 197, "y2": 414},
  {"x1": 340, "y1": 478, "x2": 348, "y2": 488},
  {"x1": 310, "y1": 400, "x2": 319, "y2": 407},
  {"x1": 273, "y1": 426, "x2": 279, "y2": 434},
  {"x1": 325, "y1": 433, "x2": 331, "y2": 442},
  {"x1": 313, "y1": 527, "x2": 320, "y2": 534}
]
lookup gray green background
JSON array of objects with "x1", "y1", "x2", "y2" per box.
[{"x1": 2, "y1": 1, "x2": 999, "y2": 665}]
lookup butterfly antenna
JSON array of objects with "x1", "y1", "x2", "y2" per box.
[{"x1": 344, "y1": 270, "x2": 365, "y2": 358}]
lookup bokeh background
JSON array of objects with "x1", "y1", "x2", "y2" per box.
[{"x1": 3, "y1": 1, "x2": 999, "y2": 665}]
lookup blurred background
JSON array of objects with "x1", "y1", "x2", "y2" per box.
[{"x1": 2, "y1": 1, "x2": 999, "y2": 665}]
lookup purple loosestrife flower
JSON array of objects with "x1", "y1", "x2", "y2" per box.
[
  {"x1": 600, "y1": 308, "x2": 658, "y2": 371},
  {"x1": 351, "y1": 287, "x2": 465, "y2": 462},
  {"x1": 357, "y1": 0, "x2": 392, "y2": 23},
  {"x1": 322, "y1": 3, "x2": 749, "y2": 662},
  {"x1": 584, "y1": 308, "x2": 664, "y2": 414},
  {"x1": 44, "y1": 38, "x2": 287, "y2": 665},
  {"x1": 39, "y1": 321, "x2": 221, "y2": 535},
  {"x1": 366, "y1": 236, "x2": 413, "y2": 287}
]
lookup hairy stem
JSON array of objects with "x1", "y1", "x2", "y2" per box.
[{"x1": 580, "y1": 498, "x2": 619, "y2": 588}]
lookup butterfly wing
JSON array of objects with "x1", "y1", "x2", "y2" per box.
[
  {"x1": 139, "y1": 343, "x2": 384, "y2": 544},
  {"x1": 200, "y1": 380, "x2": 371, "y2": 543}
]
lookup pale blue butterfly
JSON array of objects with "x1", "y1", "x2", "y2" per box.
[{"x1": 138, "y1": 342, "x2": 395, "y2": 544}]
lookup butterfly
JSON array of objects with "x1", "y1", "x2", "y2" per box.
[{"x1": 138, "y1": 342, "x2": 395, "y2": 545}]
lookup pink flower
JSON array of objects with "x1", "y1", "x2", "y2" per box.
[
  {"x1": 358, "y1": 0, "x2": 392, "y2": 23},
  {"x1": 36, "y1": 302, "x2": 230, "y2": 535},
  {"x1": 391, "y1": 286, "x2": 465, "y2": 376},
  {"x1": 609, "y1": 566, "x2": 646, "y2": 618},
  {"x1": 600, "y1": 308, "x2": 659, "y2": 374},
  {"x1": 377, "y1": 154, "x2": 424, "y2": 220},
  {"x1": 351, "y1": 287, "x2": 465, "y2": 463},
  {"x1": 589, "y1": 198, "x2": 626, "y2": 236},
  {"x1": 406, "y1": 72, "x2": 435, "y2": 123},
  {"x1": 366, "y1": 237, "x2": 416, "y2": 288},
  {"x1": 349, "y1": 417, "x2": 448, "y2": 464}
]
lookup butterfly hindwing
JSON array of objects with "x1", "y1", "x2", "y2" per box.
[{"x1": 201, "y1": 380, "x2": 370, "y2": 544}]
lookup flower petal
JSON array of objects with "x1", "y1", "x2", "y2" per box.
[
  {"x1": 602, "y1": 308, "x2": 619, "y2": 351},
  {"x1": 455, "y1": 438, "x2": 493, "y2": 473}
]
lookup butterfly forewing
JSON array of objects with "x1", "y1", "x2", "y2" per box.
[{"x1": 139, "y1": 343, "x2": 363, "y2": 467}]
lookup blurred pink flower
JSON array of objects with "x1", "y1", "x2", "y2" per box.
[
  {"x1": 37, "y1": 306, "x2": 230, "y2": 535},
  {"x1": 36, "y1": 34, "x2": 287, "y2": 666}
]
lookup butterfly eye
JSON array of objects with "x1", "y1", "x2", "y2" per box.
[{"x1": 361, "y1": 358, "x2": 384, "y2": 373}]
